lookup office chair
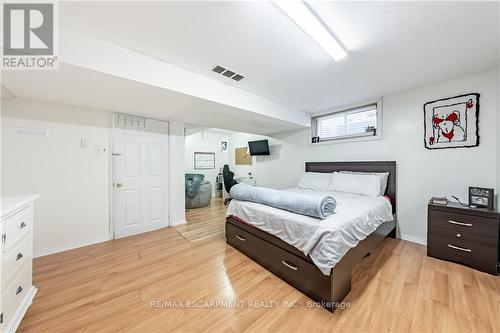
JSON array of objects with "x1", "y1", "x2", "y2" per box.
[{"x1": 222, "y1": 164, "x2": 238, "y2": 205}]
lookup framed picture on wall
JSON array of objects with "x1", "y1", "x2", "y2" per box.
[
  {"x1": 194, "y1": 152, "x2": 216, "y2": 170},
  {"x1": 424, "y1": 93, "x2": 480, "y2": 149}
]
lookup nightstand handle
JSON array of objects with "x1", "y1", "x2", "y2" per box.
[
  {"x1": 448, "y1": 220, "x2": 472, "y2": 227},
  {"x1": 448, "y1": 244, "x2": 471, "y2": 253}
]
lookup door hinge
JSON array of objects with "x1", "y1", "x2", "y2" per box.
[
  {"x1": 0, "y1": 312, "x2": 3, "y2": 324},
  {"x1": 1, "y1": 234, "x2": 5, "y2": 244}
]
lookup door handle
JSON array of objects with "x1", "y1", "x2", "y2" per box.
[
  {"x1": 20, "y1": 222, "x2": 27, "y2": 229},
  {"x1": 16, "y1": 253, "x2": 24, "y2": 261},
  {"x1": 115, "y1": 183, "x2": 123, "y2": 188}
]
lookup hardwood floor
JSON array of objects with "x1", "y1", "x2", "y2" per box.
[
  {"x1": 19, "y1": 214, "x2": 500, "y2": 332},
  {"x1": 176, "y1": 199, "x2": 227, "y2": 242}
]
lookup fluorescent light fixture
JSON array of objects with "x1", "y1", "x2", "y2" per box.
[{"x1": 275, "y1": 0, "x2": 347, "y2": 61}]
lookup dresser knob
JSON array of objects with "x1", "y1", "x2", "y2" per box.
[{"x1": 456, "y1": 233, "x2": 462, "y2": 238}]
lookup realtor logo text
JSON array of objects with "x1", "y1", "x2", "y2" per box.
[{"x1": 2, "y1": 2, "x2": 58, "y2": 70}]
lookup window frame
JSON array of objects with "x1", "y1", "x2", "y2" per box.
[{"x1": 310, "y1": 98, "x2": 383, "y2": 145}]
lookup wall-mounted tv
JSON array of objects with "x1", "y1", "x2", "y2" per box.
[{"x1": 248, "y1": 139, "x2": 270, "y2": 156}]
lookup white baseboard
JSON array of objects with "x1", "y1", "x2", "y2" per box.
[
  {"x1": 171, "y1": 218, "x2": 187, "y2": 226},
  {"x1": 34, "y1": 234, "x2": 110, "y2": 258},
  {"x1": 3, "y1": 286, "x2": 37, "y2": 333},
  {"x1": 399, "y1": 233, "x2": 427, "y2": 245}
]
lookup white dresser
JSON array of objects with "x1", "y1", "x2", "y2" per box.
[{"x1": 1, "y1": 195, "x2": 39, "y2": 333}]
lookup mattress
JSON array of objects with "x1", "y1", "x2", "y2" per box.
[{"x1": 226, "y1": 188, "x2": 394, "y2": 275}]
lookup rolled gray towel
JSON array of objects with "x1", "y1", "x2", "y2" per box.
[{"x1": 230, "y1": 184, "x2": 336, "y2": 219}]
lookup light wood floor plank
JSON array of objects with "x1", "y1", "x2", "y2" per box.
[{"x1": 17, "y1": 201, "x2": 500, "y2": 332}]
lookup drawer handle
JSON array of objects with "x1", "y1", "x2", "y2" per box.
[
  {"x1": 16, "y1": 252, "x2": 24, "y2": 261},
  {"x1": 448, "y1": 244, "x2": 472, "y2": 253},
  {"x1": 20, "y1": 222, "x2": 27, "y2": 229},
  {"x1": 16, "y1": 286, "x2": 23, "y2": 295},
  {"x1": 456, "y1": 233, "x2": 462, "y2": 238},
  {"x1": 448, "y1": 220, "x2": 472, "y2": 227},
  {"x1": 281, "y1": 260, "x2": 298, "y2": 271},
  {"x1": 235, "y1": 235, "x2": 246, "y2": 242}
]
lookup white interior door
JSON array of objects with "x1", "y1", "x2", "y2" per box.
[{"x1": 113, "y1": 114, "x2": 169, "y2": 238}]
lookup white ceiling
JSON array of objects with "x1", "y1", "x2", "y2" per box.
[
  {"x1": 60, "y1": 1, "x2": 499, "y2": 112},
  {"x1": 2, "y1": 63, "x2": 305, "y2": 135}
]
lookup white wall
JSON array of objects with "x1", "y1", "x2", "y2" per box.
[
  {"x1": 229, "y1": 69, "x2": 499, "y2": 244},
  {"x1": 1, "y1": 98, "x2": 111, "y2": 256},
  {"x1": 185, "y1": 131, "x2": 228, "y2": 196},
  {"x1": 1, "y1": 98, "x2": 187, "y2": 255}
]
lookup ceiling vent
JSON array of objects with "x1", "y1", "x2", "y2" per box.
[{"x1": 212, "y1": 65, "x2": 245, "y2": 82}]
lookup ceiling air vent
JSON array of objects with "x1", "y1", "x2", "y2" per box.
[
  {"x1": 212, "y1": 65, "x2": 225, "y2": 74},
  {"x1": 211, "y1": 64, "x2": 245, "y2": 82}
]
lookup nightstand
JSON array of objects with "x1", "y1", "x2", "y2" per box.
[{"x1": 427, "y1": 202, "x2": 499, "y2": 275}]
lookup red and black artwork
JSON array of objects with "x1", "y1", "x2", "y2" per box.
[{"x1": 424, "y1": 93, "x2": 480, "y2": 149}]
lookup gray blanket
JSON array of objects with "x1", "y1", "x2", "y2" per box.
[{"x1": 229, "y1": 184, "x2": 336, "y2": 219}]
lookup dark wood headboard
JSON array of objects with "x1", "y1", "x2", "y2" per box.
[{"x1": 305, "y1": 161, "x2": 397, "y2": 214}]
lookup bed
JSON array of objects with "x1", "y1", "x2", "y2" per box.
[{"x1": 225, "y1": 161, "x2": 397, "y2": 312}]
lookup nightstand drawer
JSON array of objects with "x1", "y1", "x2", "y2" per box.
[
  {"x1": 428, "y1": 224, "x2": 498, "y2": 247},
  {"x1": 428, "y1": 232, "x2": 497, "y2": 264},
  {"x1": 428, "y1": 210, "x2": 498, "y2": 238}
]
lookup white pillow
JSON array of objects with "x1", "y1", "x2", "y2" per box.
[
  {"x1": 330, "y1": 172, "x2": 381, "y2": 197},
  {"x1": 339, "y1": 171, "x2": 389, "y2": 196},
  {"x1": 297, "y1": 172, "x2": 332, "y2": 191}
]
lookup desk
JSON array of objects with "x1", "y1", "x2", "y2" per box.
[{"x1": 224, "y1": 177, "x2": 257, "y2": 200}]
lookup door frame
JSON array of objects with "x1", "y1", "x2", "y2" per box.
[{"x1": 109, "y1": 113, "x2": 171, "y2": 239}]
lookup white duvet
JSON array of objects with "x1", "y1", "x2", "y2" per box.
[{"x1": 226, "y1": 188, "x2": 394, "y2": 275}]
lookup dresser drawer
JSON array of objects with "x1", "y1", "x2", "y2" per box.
[
  {"x1": 428, "y1": 224, "x2": 498, "y2": 247},
  {"x1": 4, "y1": 204, "x2": 33, "y2": 252},
  {"x1": 428, "y1": 210, "x2": 498, "y2": 239},
  {"x1": 2, "y1": 262, "x2": 33, "y2": 326},
  {"x1": 428, "y1": 232, "x2": 497, "y2": 265},
  {"x1": 2, "y1": 233, "x2": 33, "y2": 284}
]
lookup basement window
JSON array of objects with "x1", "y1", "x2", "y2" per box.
[{"x1": 311, "y1": 101, "x2": 382, "y2": 143}]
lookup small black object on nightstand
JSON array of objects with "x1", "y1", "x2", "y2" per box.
[{"x1": 427, "y1": 201, "x2": 499, "y2": 275}]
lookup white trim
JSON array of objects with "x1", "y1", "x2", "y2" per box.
[
  {"x1": 310, "y1": 97, "x2": 381, "y2": 117},
  {"x1": 107, "y1": 112, "x2": 114, "y2": 240},
  {"x1": 2, "y1": 286, "x2": 37, "y2": 333},
  {"x1": 34, "y1": 235, "x2": 110, "y2": 258},
  {"x1": 399, "y1": 233, "x2": 427, "y2": 246},
  {"x1": 171, "y1": 218, "x2": 187, "y2": 226},
  {"x1": 310, "y1": 98, "x2": 383, "y2": 144},
  {"x1": 309, "y1": 132, "x2": 382, "y2": 146}
]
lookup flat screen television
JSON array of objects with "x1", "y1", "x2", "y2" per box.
[{"x1": 248, "y1": 139, "x2": 270, "y2": 156}]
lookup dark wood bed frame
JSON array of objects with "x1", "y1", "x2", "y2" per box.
[{"x1": 225, "y1": 161, "x2": 397, "y2": 312}]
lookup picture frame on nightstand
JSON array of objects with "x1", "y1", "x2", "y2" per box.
[{"x1": 468, "y1": 187, "x2": 494, "y2": 210}]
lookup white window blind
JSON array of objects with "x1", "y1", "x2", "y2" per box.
[{"x1": 314, "y1": 104, "x2": 378, "y2": 141}]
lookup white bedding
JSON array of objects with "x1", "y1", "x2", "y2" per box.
[{"x1": 226, "y1": 188, "x2": 394, "y2": 275}]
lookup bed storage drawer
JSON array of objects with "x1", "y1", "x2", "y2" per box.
[
  {"x1": 226, "y1": 220, "x2": 331, "y2": 305},
  {"x1": 259, "y1": 240, "x2": 331, "y2": 302},
  {"x1": 226, "y1": 222, "x2": 263, "y2": 260}
]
